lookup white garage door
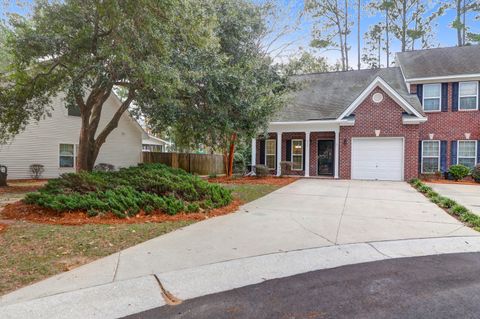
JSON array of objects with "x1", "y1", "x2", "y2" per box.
[{"x1": 351, "y1": 138, "x2": 404, "y2": 181}]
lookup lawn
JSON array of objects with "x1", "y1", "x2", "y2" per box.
[{"x1": 0, "y1": 180, "x2": 287, "y2": 295}]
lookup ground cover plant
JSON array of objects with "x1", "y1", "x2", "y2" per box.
[
  {"x1": 24, "y1": 164, "x2": 233, "y2": 218},
  {"x1": 410, "y1": 178, "x2": 480, "y2": 231}
]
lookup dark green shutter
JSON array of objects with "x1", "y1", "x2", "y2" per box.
[
  {"x1": 451, "y1": 141, "x2": 457, "y2": 166},
  {"x1": 302, "y1": 139, "x2": 306, "y2": 171},
  {"x1": 441, "y1": 83, "x2": 448, "y2": 112},
  {"x1": 418, "y1": 141, "x2": 422, "y2": 174},
  {"x1": 286, "y1": 140, "x2": 292, "y2": 162},
  {"x1": 259, "y1": 140, "x2": 265, "y2": 165},
  {"x1": 452, "y1": 83, "x2": 459, "y2": 112},
  {"x1": 416, "y1": 84, "x2": 423, "y2": 105},
  {"x1": 440, "y1": 141, "x2": 447, "y2": 172}
]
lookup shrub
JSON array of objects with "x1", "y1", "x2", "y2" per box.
[
  {"x1": 417, "y1": 184, "x2": 432, "y2": 193},
  {"x1": 255, "y1": 165, "x2": 269, "y2": 178},
  {"x1": 438, "y1": 197, "x2": 457, "y2": 209},
  {"x1": 233, "y1": 153, "x2": 246, "y2": 174},
  {"x1": 448, "y1": 165, "x2": 471, "y2": 181},
  {"x1": 24, "y1": 164, "x2": 232, "y2": 217},
  {"x1": 472, "y1": 165, "x2": 480, "y2": 183},
  {"x1": 451, "y1": 204, "x2": 469, "y2": 216},
  {"x1": 29, "y1": 164, "x2": 45, "y2": 179},
  {"x1": 208, "y1": 173, "x2": 217, "y2": 179},
  {"x1": 94, "y1": 163, "x2": 115, "y2": 172},
  {"x1": 426, "y1": 189, "x2": 439, "y2": 198}
]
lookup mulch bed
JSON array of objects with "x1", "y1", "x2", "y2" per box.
[
  {"x1": 423, "y1": 179, "x2": 480, "y2": 186},
  {"x1": 208, "y1": 176, "x2": 298, "y2": 186},
  {"x1": 0, "y1": 223, "x2": 7, "y2": 233},
  {"x1": 0, "y1": 180, "x2": 47, "y2": 194},
  {"x1": 0, "y1": 200, "x2": 242, "y2": 226}
]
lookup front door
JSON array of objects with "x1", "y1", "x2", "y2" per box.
[{"x1": 317, "y1": 140, "x2": 334, "y2": 175}]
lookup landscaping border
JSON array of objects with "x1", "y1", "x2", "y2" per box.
[{"x1": 410, "y1": 178, "x2": 480, "y2": 231}]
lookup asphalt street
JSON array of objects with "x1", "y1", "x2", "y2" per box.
[{"x1": 125, "y1": 252, "x2": 480, "y2": 319}]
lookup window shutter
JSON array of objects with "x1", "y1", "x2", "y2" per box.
[
  {"x1": 477, "y1": 140, "x2": 480, "y2": 166},
  {"x1": 286, "y1": 140, "x2": 292, "y2": 162},
  {"x1": 418, "y1": 141, "x2": 422, "y2": 174},
  {"x1": 416, "y1": 84, "x2": 423, "y2": 105},
  {"x1": 259, "y1": 140, "x2": 265, "y2": 165},
  {"x1": 450, "y1": 140, "x2": 457, "y2": 166},
  {"x1": 452, "y1": 82, "x2": 459, "y2": 112},
  {"x1": 441, "y1": 83, "x2": 448, "y2": 112},
  {"x1": 440, "y1": 141, "x2": 447, "y2": 172},
  {"x1": 303, "y1": 139, "x2": 306, "y2": 171}
]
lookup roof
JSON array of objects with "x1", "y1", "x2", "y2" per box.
[
  {"x1": 397, "y1": 45, "x2": 480, "y2": 80},
  {"x1": 273, "y1": 67, "x2": 422, "y2": 122}
]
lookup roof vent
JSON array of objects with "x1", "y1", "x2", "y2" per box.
[{"x1": 372, "y1": 92, "x2": 384, "y2": 103}]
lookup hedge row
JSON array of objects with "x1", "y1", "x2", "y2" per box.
[
  {"x1": 410, "y1": 178, "x2": 480, "y2": 231},
  {"x1": 24, "y1": 164, "x2": 232, "y2": 218}
]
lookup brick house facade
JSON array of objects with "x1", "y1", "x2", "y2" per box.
[{"x1": 253, "y1": 45, "x2": 480, "y2": 181}]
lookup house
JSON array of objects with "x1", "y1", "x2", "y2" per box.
[
  {"x1": 0, "y1": 93, "x2": 145, "y2": 179},
  {"x1": 142, "y1": 135, "x2": 172, "y2": 152},
  {"x1": 252, "y1": 45, "x2": 480, "y2": 181}
]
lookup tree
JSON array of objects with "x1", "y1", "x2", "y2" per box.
[
  {"x1": 362, "y1": 24, "x2": 384, "y2": 68},
  {"x1": 452, "y1": 0, "x2": 480, "y2": 46},
  {"x1": 280, "y1": 51, "x2": 331, "y2": 75},
  {"x1": 306, "y1": 0, "x2": 353, "y2": 71},
  {"x1": 0, "y1": 0, "x2": 216, "y2": 171},
  {"x1": 0, "y1": 24, "x2": 11, "y2": 72},
  {"x1": 147, "y1": 0, "x2": 292, "y2": 177},
  {"x1": 357, "y1": 0, "x2": 362, "y2": 70}
]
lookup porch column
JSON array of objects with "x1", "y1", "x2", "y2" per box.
[
  {"x1": 334, "y1": 128, "x2": 340, "y2": 179},
  {"x1": 276, "y1": 132, "x2": 282, "y2": 176},
  {"x1": 251, "y1": 138, "x2": 256, "y2": 169},
  {"x1": 305, "y1": 132, "x2": 310, "y2": 177}
]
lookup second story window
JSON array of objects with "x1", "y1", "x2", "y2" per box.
[
  {"x1": 423, "y1": 84, "x2": 441, "y2": 111},
  {"x1": 459, "y1": 82, "x2": 478, "y2": 111}
]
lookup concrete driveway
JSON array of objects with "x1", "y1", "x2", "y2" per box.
[
  {"x1": 2, "y1": 179, "x2": 478, "y2": 308},
  {"x1": 428, "y1": 183, "x2": 480, "y2": 216}
]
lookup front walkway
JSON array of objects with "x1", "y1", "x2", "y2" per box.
[{"x1": 1, "y1": 179, "x2": 478, "y2": 312}]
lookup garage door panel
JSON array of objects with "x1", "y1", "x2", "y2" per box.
[{"x1": 351, "y1": 138, "x2": 403, "y2": 181}]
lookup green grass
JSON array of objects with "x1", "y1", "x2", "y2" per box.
[
  {"x1": 222, "y1": 184, "x2": 282, "y2": 203},
  {"x1": 0, "y1": 221, "x2": 193, "y2": 295}
]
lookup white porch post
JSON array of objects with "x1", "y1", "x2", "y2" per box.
[
  {"x1": 334, "y1": 128, "x2": 340, "y2": 179},
  {"x1": 305, "y1": 132, "x2": 310, "y2": 177},
  {"x1": 276, "y1": 132, "x2": 282, "y2": 176},
  {"x1": 251, "y1": 138, "x2": 256, "y2": 169}
]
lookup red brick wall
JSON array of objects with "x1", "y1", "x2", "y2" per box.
[
  {"x1": 339, "y1": 87, "x2": 420, "y2": 180},
  {"x1": 413, "y1": 83, "x2": 480, "y2": 167}
]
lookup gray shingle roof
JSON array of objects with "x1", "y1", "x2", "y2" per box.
[
  {"x1": 397, "y1": 45, "x2": 480, "y2": 80},
  {"x1": 273, "y1": 67, "x2": 422, "y2": 122}
]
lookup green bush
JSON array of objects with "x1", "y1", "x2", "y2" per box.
[
  {"x1": 426, "y1": 189, "x2": 439, "y2": 198},
  {"x1": 24, "y1": 164, "x2": 232, "y2": 217},
  {"x1": 451, "y1": 204, "x2": 469, "y2": 216},
  {"x1": 448, "y1": 165, "x2": 471, "y2": 181},
  {"x1": 233, "y1": 153, "x2": 246, "y2": 174},
  {"x1": 255, "y1": 165, "x2": 269, "y2": 178},
  {"x1": 472, "y1": 165, "x2": 480, "y2": 183},
  {"x1": 417, "y1": 184, "x2": 432, "y2": 193},
  {"x1": 438, "y1": 197, "x2": 457, "y2": 209}
]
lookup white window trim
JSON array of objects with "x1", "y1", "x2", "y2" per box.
[
  {"x1": 422, "y1": 83, "x2": 441, "y2": 112},
  {"x1": 421, "y1": 140, "x2": 440, "y2": 174},
  {"x1": 458, "y1": 81, "x2": 479, "y2": 111},
  {"x1": 59, "y1": 143, "x2": 76, "y2": 169},
  {"x1": 265, "y1": 139, "x2": 276, "y2": 170},
  {"x1": 457, "y1": 140, "x2": 477, "y2": 167},
  {"x1": 291, "y1": 139, "x2": 304, "y2": 171}
]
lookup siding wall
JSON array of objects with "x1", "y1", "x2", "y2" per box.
[{"x1": 0, "y1": 93, "x2": 143, "y2": 179}]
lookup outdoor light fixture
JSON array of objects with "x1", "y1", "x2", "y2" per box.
[
  {"x1": 375, "y1": 130, "x2": 380, "y2": 137},
  {"x1": 465, "y1": 133, "x2": 471, "y2": 139},
  {"x1": 429, "y1": 133, "x2": 434, "y2": 140}
]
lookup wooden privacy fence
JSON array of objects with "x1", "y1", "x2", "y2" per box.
[{"x1": 143, "y1": 152, "x2": 225, "y2": 175}]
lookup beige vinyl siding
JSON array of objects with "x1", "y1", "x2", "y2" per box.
[{"x1": 0, "y1": 93, "x2": 143, "y2": 179}]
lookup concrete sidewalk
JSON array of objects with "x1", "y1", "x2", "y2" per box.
[{"x1": 1, "y1": 179, "x2": 479, "y2": 318}]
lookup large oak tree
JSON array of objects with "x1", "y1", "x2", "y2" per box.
[{"x1": 0, "y1": 0, "x2": 216, "y2": 171}]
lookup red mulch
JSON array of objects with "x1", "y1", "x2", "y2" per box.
[
  {"x1": 0, "y1": 223, "x2": 7, "y2": 232},
  {"x1": 0, "y1": 180, "x2": 47, "y2": 194},
  {"x1": 1, "y1": 200, "x2": 242, "y2": 226},
  {"x1": 208, "y1": 176, "x2": 298, "y2": 186}
]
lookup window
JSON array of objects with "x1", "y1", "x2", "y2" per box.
[
  {"x1": 59, "y1": 144, "x2": 75, "y2": 168},
  {"x1": 458, "y1": 140, "x2": 477, "y2": 169},
  {"x1": 291, "y1": 139, "x2": 303, "y2": 170},
  {"x1": 265, "y1": 139, "x2": 276, "y2": 169},
  {"x1": 459, "y1": 82, "x2": 478, "y2": 110},
  {"x1": 423, "y1": 84, "x2": 441, "y2": 111},
  {"x1": 422, "y1": 140, "x2": 440, "y2": 173}
]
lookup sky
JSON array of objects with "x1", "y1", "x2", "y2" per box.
[{"x1": 2, "y1": 0, "x2": 479, "y2": 68}]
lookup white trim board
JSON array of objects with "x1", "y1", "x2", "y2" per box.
[{"x1": 337, "y1": 76, "x2": 426, "y2": 121}]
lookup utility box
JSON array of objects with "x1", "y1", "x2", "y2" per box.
[{"x1": 0, "y1": 165, "x2": 7, "y2": 187}]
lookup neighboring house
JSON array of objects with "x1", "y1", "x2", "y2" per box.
[
  {"x1": 0, "y1": 93, "x2": 144, "y2": 179},
  {"x1": 142, "y1": 135, "x2": 172, "y2": 152},
  {"x1": 253, "y1": 45, "x2": 480, "y2": 181}
]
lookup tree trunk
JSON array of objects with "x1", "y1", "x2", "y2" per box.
[
  {"x1": 401, "y1": 0, "x2": 407, "y2": 52},
  {"x1": 456, "y1": 0, "x2": 463, "y2": 46},
  {"x1": 227, "y1": 132, "x2": 237, "y2": 178},
  {"x1": 462, "y1": 0, "x2": 466, "y2": 46},
  {"x1": 385, "y1": 8, "x2": 390, "y2": 67},
  {"x1": 357, "y1": 0, "x2": 361, "y2": 70},
  {"x1": 344, "y1": 0, "x2": 349, "y2": 70}
]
